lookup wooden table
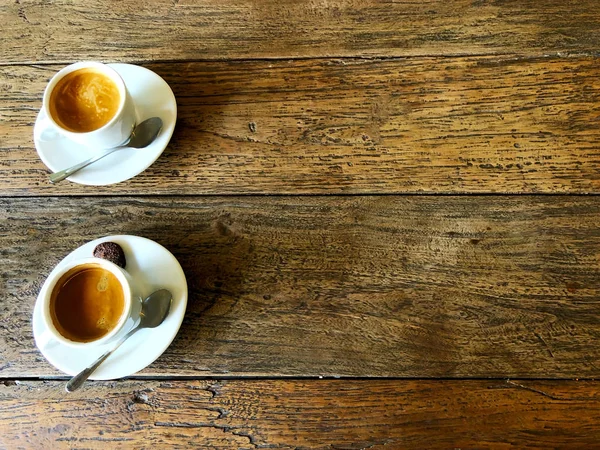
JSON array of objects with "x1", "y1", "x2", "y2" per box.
[{"x1": 2, "y1": 1, "x2": 600, "y2": 448}]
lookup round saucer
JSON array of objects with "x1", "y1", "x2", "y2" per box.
[
  {"x1": 34, "y1": 64, "x2": 177, "y2": 185},
  {"x1": 33, "y1": 235, "x2": 187, "y2": 379}
]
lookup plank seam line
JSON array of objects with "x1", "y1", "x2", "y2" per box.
[
  {"x1": 2, "y1": 51, "x2": 600, "y2": 67},
  {"x1": 3, "y1": 192, "x2": 600, "y2": 200},
  {"x1": 2, "y1": 376, "x2": 598, "y2": 382}
]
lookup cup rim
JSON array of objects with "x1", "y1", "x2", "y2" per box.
[
  {"x1": 40, "y1": 257, "x2": 133, "y2": 348},
  {"x1": 42, "y1": 61, "x2": 127, "y2": 136}
]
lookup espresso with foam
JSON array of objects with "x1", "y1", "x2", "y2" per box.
[
  {"x1": 50, "y1": 264, "x2": 125, "y2": 342},
  {"x1": 49, "y1": 68, "x2": 121, "y2": 133}
]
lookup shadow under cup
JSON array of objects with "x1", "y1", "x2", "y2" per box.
[{"x1": 45, "y1": 260, "x2": 132, "y2": 345}]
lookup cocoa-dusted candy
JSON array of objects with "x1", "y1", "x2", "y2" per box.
[{"x1": 93, "y1": 242, "x2": 126, "y2": 268}]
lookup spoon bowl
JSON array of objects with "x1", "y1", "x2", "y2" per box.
[{"x1": 138, "y1": 289, "x2": 172, "y2": 328}]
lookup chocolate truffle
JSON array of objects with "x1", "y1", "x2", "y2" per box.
[{"x1": 93, "y1": 242, "x2": 126, "y2": 268}]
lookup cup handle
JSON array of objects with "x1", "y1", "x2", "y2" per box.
[
  {"x1": 34, "y1": 116, "x2": 61, "y2": 142},
  {"x1": 35, "y1": 329, "x2": 56, "y2": 350}
]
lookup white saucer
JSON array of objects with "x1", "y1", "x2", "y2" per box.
[
  {"x1": 33, "y1": 235, "x2": 187, "y2": 379},
  {"x1": 34, "y1": 64, "x2": 177, "y2": 185}
]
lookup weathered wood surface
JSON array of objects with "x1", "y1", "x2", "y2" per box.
[
  {"x1": 3, "y1": 57, "x2": 600, "y2": 195},
  {"x1": 4, "y1": 0, "x2": 600, "y2": 446},
  {"x1": 3, "y1": 0, "x2": 600, "y2": 64},
  {"x1": 1, "y1": 379, "x2": 599, "y2": 449},
  {"x1": 2, "y1": 196, "x2": 600, "y2": 378}
]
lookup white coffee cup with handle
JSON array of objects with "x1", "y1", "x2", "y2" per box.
[{"x1": 36, "y1": 61, "x2": 136, "y2": 149}]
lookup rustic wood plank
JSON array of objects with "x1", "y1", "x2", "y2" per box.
[
  {"x1": 3, "y1": 0, "x2": 600, "y2": 63},
  {"x1": 2, "y1": 57, "x2": 600, "y2": 195},
  {"x1": 2, "y1": 196, "x2": 600, "y2": 378},
  {"x1": 1, "y1": 379, "x2": 599, "y2": 449}
]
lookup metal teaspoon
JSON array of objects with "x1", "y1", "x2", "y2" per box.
[
  {"x1": 49, "y1": 117, "x2": 163, "y2": 184},
  {"x1": 65, "y1": 288, "x2": 172, "y2": 392}
]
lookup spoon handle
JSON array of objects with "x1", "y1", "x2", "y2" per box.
[
  {"x1": 49, "y1": 145, "x2": 123, "y2": 184},
  {"x1": 65, "y1": 326, "x2": 139, "y2": 392}
]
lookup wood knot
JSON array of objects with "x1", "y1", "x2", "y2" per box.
[
  {"x1": 215, "y1": 220, "x2": 233, "y2": 236},
  {"x1": 133, "y1": 392, "x2": 150, "y2": 404}
]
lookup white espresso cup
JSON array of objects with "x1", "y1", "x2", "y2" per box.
[
  {"x1": 36, "y1": 257, "x2": 142, "y2": 349},
  {"x1": 36, "y1": 62, "x2": 136, "y2": 149}
]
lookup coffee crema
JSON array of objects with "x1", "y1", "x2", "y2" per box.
[
  {"x1": 49, "y1": 68, "x2": 121, "y2": 133},
  {"x1": 50, "y1": 264, "x2": 125, "y2": 342}
]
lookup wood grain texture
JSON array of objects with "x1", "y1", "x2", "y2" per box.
[
  {"x1": 2, "y1": 196, "x2": 600, "y2": 378},
  {"x1": 3, "y1": 0, "x2": 600, "y2": 63},
  {"x1": 1, "y1": 379, "x2": 599, "y2": 449},
  {"x1": 3, "y1": 57, "x2": 600, "y2": 195}
]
